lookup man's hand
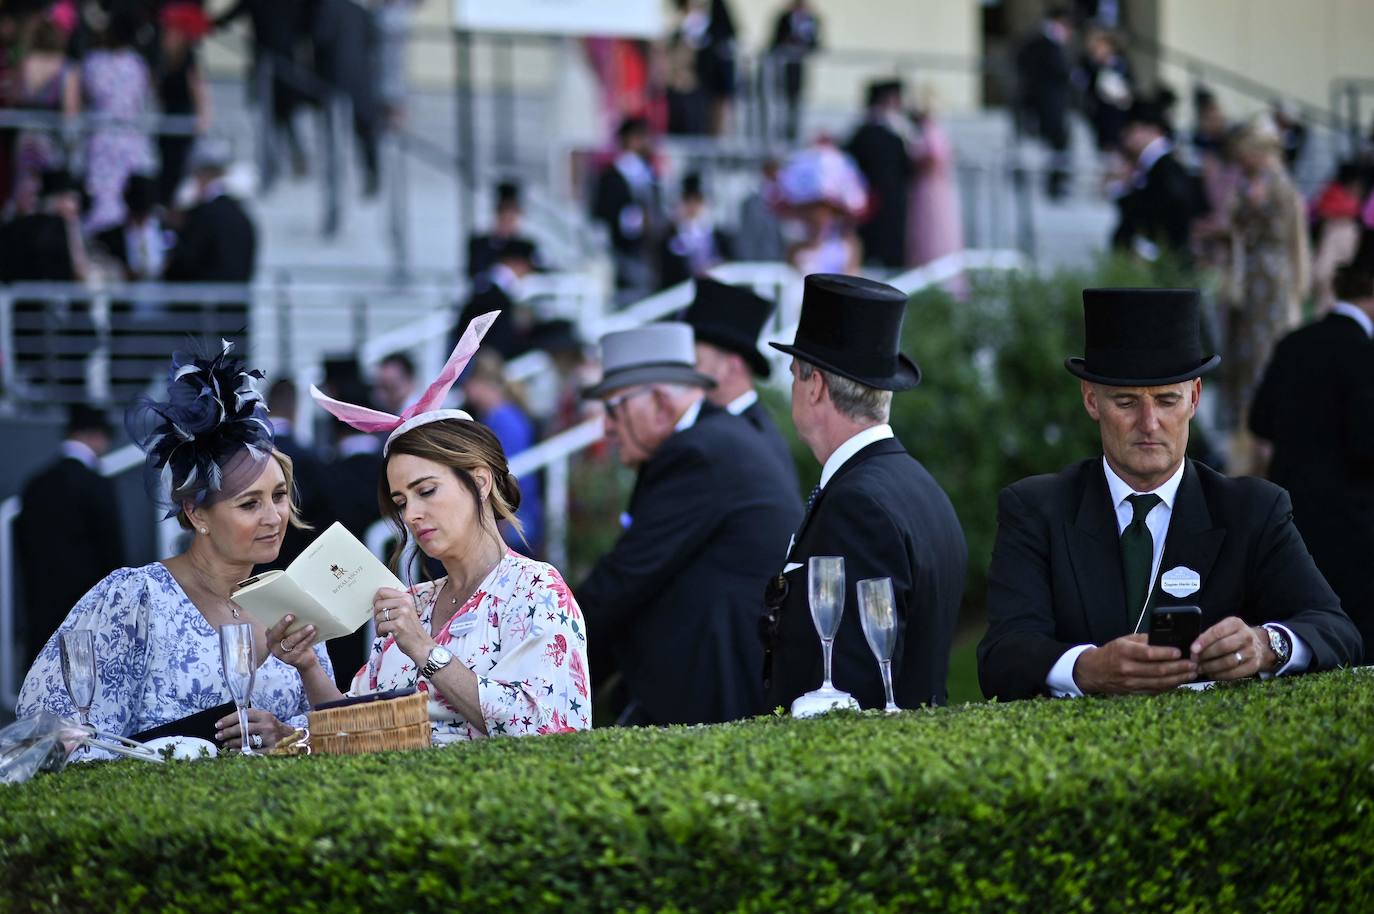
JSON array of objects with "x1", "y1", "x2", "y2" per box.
[
  {"x1": 1190, "y1": 616, "x2": 1276, "y2": 680},
  {"x1": 1073, "y1": 634, "x2": 1199, "y2": 695}
]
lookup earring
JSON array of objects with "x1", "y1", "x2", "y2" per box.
[{"x1": 199, "y1": 527, "x2": 208, "y2": 535}]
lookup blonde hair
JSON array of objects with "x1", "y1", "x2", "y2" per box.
[
  {"x1": 377, "y1": 419, "x2": 524, "y2": 575},
  {"x1": 175, "y1": 449, "x2": 311, "y2": 531}
]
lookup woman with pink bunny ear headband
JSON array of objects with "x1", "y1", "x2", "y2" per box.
[{"x1": 265, "y1": 310, "x2": 593, "y2": 742}]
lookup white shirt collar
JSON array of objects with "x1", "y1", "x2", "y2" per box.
[
  {"x1": 1135, "y1": 136, "x2": 1173, "y2": 179},
  {"x1": 337, "y1": 434, "x2": 382, "y2": 458},
  {"x1": 674, "y1": 397, "x2": 703, "y2": 432},
  {"x1": 1332, "y1": 301, "x2": 1374, "y2": 338},
  {"x1": 60, "y1": 439, "x2": 100, "y2": 470},
  {"x1": 820, "y1": 424, "x2": 894, "y2": 489},
  {"x1": 1102, "y1": 455, "x2": 1185, "y2": 513},
  {"x1": 725, "y1": 389, "x2": 758, "y2": 416},
  {"x1": 488, "y1": 262, "x2": 521, "y2": 299}
]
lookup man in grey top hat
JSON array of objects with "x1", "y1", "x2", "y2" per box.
[{"x1": 578, "y1": 322, "x2": 802, "y2": 726}]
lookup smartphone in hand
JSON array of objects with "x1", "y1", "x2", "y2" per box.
[{"x1": 1148, "y1": 605, "x2": 1202, "y2": 654}]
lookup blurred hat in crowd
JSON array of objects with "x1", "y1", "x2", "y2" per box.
[
  {"x1": 584, "y1": 323, "x2": 716, "y2": 398},
  {"x1": 683, "y1": 277, "x2": 775, "y2": 377},
  {"x1": 160, "y1": 2, "x2": 210, "y2": 39},
  {"x1": 777, "y1": 143, "x2": 868, "y2": 217},
  {"x1": 496, "y1": 237, "x2": 538, "y2": 265},
  {"x1": 616, "y1": 115, "x2": 651, "y2": 143},
  {"x1": 771, "y1": 273, "x2": 920, "y2": 391},
  {"x1": 187, "y1": 137, "x2": 233, "y2": 174},
  {"x1": 40, "y1": 168, "x2": 80, "y2": 199},
  {"x1": 122, "y1": 173, "x2": 159, "y2": 216},
  {"x1": 1124, "y1": 99, "x2": 1169, "y2": 132},
  {"x1": 528, "y1": 319, "x2": 583, "y2": 355},
  {"x1": 495, "y1": 180, "x2": 521, "y2": 208},
  {"x1": 65, "y1": 403, "x2": 114, "y2": 437},
  {"x1": 1066, "y1": 288, "x2": 1219, "y2": 386},
  {"x1": 680, "y1": 172, "x2": 706, "y2": 202},
  {"x1": 865, "y1": 79, "x2": 903, "y2": 108}
]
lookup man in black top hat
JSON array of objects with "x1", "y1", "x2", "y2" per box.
[
  {"x1": 1016, "y1": 7, "x2": 1075, "y2": 200},
  {"x1": 1250, "y1": 233, "x2": 1374, "y2": 655},
  {"x1": 467, "y1": 180, "x2": 542, "y2": 280},
  {"x1": 659, "y1": 173, "x2": 733, "y2": 290},
  {"x1": 16, "y1": 405, "x2": 126, "y2": 668},
  {"x1": 1111, "y1": 100, "x2": 1200, "y2": 263},
  {"x1": 591, "y1": 116, "x2": 663, "y2": 302},
  {"x1": 762, "y1": 274, "x2": 966, "y2": 711},
  {"x1": 845, "y1": 80, "x2": 911, "y2": 270},
  {"x1": 684, "y1": 277, "x2": 799, "y2": 491},
  {"x1": 978, "y1": 288, "x2": 1363, "y2": 702}
]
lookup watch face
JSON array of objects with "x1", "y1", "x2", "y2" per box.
[{"x1": 432, "y1": 647, "x2": 453, "y2": 664}]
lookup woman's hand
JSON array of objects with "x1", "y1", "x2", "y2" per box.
[
  {"x1": 214, "y1": 708, "x2": 294, "y2": 751},
  {"x1": 265, "y1": 615, "x2": 321, "y2": 671},
  {"x1": 373, "y1": 587, "x2": 435, "y2": 665}
]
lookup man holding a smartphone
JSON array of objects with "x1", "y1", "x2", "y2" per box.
[{"x1": 977, "y1": 288, "x2": 1363, "y2": 701}]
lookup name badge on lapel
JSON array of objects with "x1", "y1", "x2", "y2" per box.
[{"x1": 1160, "y1": 566, "x2": 1201, "y2": 598}]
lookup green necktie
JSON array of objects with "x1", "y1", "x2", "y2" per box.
[{"x1": 1120, "y1": 493, "x2": 1162, "y2": 630}]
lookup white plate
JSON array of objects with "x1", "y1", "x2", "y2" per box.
[{"x1": 142, "y1": 736, "x2": 219, "y2": 760}]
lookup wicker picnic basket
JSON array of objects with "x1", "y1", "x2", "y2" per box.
[{"x1": 308, "y1": 690, "x2": 431, "y2": 755}]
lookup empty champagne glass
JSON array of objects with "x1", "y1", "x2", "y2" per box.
[
  {"x1": 790, "y1": 556, "x2": 860, "y2": 717},
  {"x1": 857, "y1": 577, "x2": 900, "y2": 713},
  {"x1": 59, "y1": 629, "x2": 96, "y2": 728},
  {"x1": 218, "y1": 623, "x2": 259, "y2": 756}
]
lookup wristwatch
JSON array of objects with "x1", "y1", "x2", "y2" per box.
[
  {"x1": 1262, "y1": 624, "x2": 1292, "y2": 670},
  {"x1": 419, "y1": 645, "x2": 454, "y2": 679}
]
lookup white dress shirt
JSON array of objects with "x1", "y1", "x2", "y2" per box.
[
  {"x1": 1047, "y1": 457, "x2": 1309, "y2": 697},
  {"x1": 1332, "y1": 301, "x2": 1374, "y2": 338},
  {"x1": 819, "y1": 424, "x2": 894, "y2": 489},
  {"x1": 60, "y1": 439, "x2": 100, "y2": 470},
  {"x1": 674, "y1": 397, "x2": 702, "y2": 432},
  {"x1": 725, "y1": 389, "x2": 758, "y2": 416}
]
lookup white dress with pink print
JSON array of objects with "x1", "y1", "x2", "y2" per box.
[{"x1": 349, "y1": 550, "x2": 590, "y2": 742}]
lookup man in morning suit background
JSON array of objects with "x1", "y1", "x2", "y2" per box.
[
  {"x1": 683, "y1": 277, "x2": 800, "y2": 493},
  {"x1": 978, "y1": 288, "x2": 1363, "y2": 702},
  {"x1": 1250, "y1": 233, "x2": 1374, "y2": 654},
  {"x1": 578, "y1": 323, "x2": 801, "y2": 726},
  {"x1": 16, "y1": 405, "x2": 126, "y2": 668},
  {"x1": 763, "y1": 274, "x2": 966, "y2": 711}
]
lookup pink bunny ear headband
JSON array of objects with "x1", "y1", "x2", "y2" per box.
[{"x1": 310, "y1": 310, "x2": 499, "y2": 456}]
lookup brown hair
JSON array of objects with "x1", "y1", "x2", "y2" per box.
[
  {"x1": 377, "y1": 419, "x2": 523, "y2": 577},
  {"x1": 175, "y1": 449, "x2": 310, "y2": 531}
]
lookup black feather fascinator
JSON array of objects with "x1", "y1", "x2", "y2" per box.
[{"x1": 125, "y1": 340, "x2": 275, "y2": 519}]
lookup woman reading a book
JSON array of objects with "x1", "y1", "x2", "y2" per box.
[
  {"x1": 266, "y1": 311, "x2": 592, "y2": 741},
  {"x1": 16, "y1": 342, "x2": 333, "y2": 755}
]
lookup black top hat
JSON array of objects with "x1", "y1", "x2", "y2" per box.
[
  {"x1": 617, "y1": 115, "x2": 650, "y2": 142},
  {"x1": 65, "y1": 403, "x2": 113, "y2": 437},
  {"x1": 680, "y1": 172, "x2": 704, "y2": 200},
  {"x1": 866, "y1": 79, "x2": 903, "y2": 108},
  {"x1": 40, "y1": 168, "x2": 79, "y2": 199},
  {"x1": 770, "y1": 274, "x2": 921, "y2": 391},
  {"x1": 495, "y1": 180, "x2": 521, "y2": 207},
  {"x1": 496, "y1": 237, "x2": 538, "y2": 264},
  {"x1": 529, "y1": 318, "x2": 583, "y2": 355},
  {"x1": 683, "y1": 277, "x2": 775, "y2": 377},
  {"x1": 1066, "y1": 288, "x2": 1220, "y2": 386},
  {"x1": 1124, "y1": 99, "x2": 1169, "y2": 131}
]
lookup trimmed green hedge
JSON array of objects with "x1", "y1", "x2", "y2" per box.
[{"x1": 2, "y1": 670, "x2": 1372, "y2": 912}]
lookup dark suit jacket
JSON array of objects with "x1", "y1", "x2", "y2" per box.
[
  {"x1": 1016, "y1": 32, "x2": 1071, "y2": 147},
  {"x1": 165, "y1": 195, "x2": 257, "y2": 282},
  {"x1": 454, "y1": 281, "x2": 525, "y2": 360},
  {"x1": 740, "y1": 398, "x2": 799, "y2": 496},
  {"x1": 1250, "y1": 312, "x2": 1374, "y2": 649},
  {"x1": 261, "y1": 431, "x2": 327, "y2": 569},
  {"x1": 591, "y1": 164, "x2": 659, "y2": 256},
  {"x1": 0, "y1": 213, "x2": 76, "y2": 281},
  {"x1": 977, "y1": 458, "x2": 1364, "y2": 701},
  {"x1": 845, "y1": 121, "x2": 910, "y2": 269},
  {"x1": 16, "y1": 456, "x2": 126, "y2": 667},
  {"x1": 765, "y1": 437, "x2": 967, "y2": 710},
  {"x1": 1112, "y1": 151, "x2": 1197, "y2": 259},
  {"x1": 578, "y1": 403, "x2": 802, "y2": 725}
]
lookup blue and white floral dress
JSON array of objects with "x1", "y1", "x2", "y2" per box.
[{"x1": 17, "y1": 563, "x2": 330, "y2": 757}]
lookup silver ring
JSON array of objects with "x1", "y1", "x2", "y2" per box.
[
  {"x1": 1235, "y1": 651, "x2": 1244, "y2": 665},
  {"x1": 383, "y1": 608, "x2": 391, "y2": 622},
  {"x1": 280, "y1": 639, "x2": 292, "y2": 653},
  {"x1": 250, "y1": 732, "x2": 263, "y2": 749}
]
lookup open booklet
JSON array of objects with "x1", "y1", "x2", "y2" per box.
[{"x1": 232, "y1": 522, "x2": 404, "y2": 645}]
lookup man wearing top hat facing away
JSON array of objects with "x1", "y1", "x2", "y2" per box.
[
  {"x1": 978, "y1": 288, "x2": 1362, "y2": 702},
  {"x1": 684, "y1": 277, "x2": 800, "y2": 492},
  {"x1": 579, "y1": 323, "x2": 802, "y2": 726},
  {"x1": 762, "y1": 274, "x2": 966, "y2": 711}
]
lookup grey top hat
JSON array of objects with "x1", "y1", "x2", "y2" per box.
[{"x1": 583, "y1": 322, "x2": 716, "y2": 399}]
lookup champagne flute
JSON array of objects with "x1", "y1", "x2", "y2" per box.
[
  {"x1": 218, "y1": 622, "x2": 259, "y2": 756},
  {"x1": 857, "y1": 577, "x2": 900, "y2": 713},
  {"x1": 790, "y1": 556, "x2": 860, "y2": 717},
  {"x1": 59, "y1": 629, "x2": 96, "y2": 728}
]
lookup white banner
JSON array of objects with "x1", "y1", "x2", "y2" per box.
[{"x1": 452, "y1": 0, "x2": 663, "y2": 38}]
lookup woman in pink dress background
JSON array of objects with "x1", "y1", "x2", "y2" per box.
[{"x1": 905, "y1": 90, "x2": 963, "y2": 268}]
